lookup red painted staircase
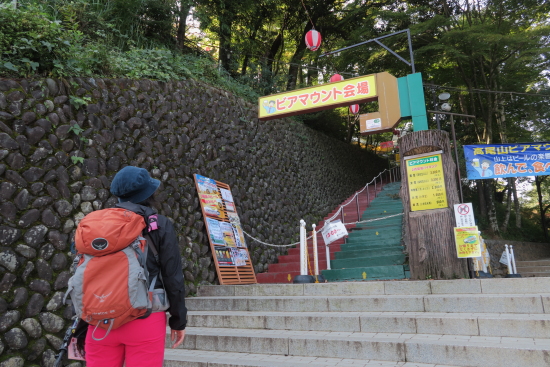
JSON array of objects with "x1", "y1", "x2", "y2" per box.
[{"x1": 256, "y1": 184, "x2": 383, "y2": 283}]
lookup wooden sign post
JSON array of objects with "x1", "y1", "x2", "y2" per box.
[
  {"x1": 194, "y1": 174, "x2": 257, "y2": 285},
  {"x1": 399, "y1": 130, "x2": 469, "y2": 279}
]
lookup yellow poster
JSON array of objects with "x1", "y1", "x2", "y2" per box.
[
  {"x1": 258, "y1": 74, "x2": 377, "y2": 120},
  {"x1": 405, "y1": 153, "x2": 447, "y2": 211},
  {"x1": 454, "y1": 226, "x2": 482, "y2": 258}
]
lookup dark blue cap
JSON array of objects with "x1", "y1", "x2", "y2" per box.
[{"x1": 110, "y1": 166, "x2": 160, "y2": 204}]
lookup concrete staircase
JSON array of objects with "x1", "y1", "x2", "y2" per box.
[
  {"x1": 322, "y1": 182, "x2": 407, "y2": 282},
  {"x1": 164, "y1": 278, "x2": 550, "y2": 367},
  {"x1": 516, "y1": 259, "x2": 550, "y2": 277}
]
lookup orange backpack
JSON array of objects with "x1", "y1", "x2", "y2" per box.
[{"x1": 65, "y1": 207, "x2": 155, "y2": 340}]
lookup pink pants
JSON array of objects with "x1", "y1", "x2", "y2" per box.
[{"x1": 85, "y1": 312, "x2": 167, "y2": 367}]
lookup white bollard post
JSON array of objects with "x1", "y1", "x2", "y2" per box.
[
  {"x1": 299, "y1": 220, "x2": 307, "y2": 276},
  {"x1": 325, "y1": 243, "x2": 331, "y2": 270},
  {"x1": 505, "y1": 244, "x2": 513, "y2": 275},
  {"x1": 312, "y1": 224, "x2": 319, "y2": 276},
  {"x1": 510, "y1": 245, "x2": 517, "y2": 275}
]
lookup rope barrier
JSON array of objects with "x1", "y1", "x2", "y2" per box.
[
  {"x1": 240, "y1": 167, "x2": 401, "y2": 248},
  {"x1": 241, "y1": 212, "x2": 403, "y2": 248}
]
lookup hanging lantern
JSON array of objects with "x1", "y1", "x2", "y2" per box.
[
  {"x1": 329, "y1": 74, "x2": 343, "y2": 83},
  {"x1": 349, "y1": 104, "x2": 360, "y2": 114},
  {"x1": 305, "y1": 29, "x2": 322, "y2": 51}
]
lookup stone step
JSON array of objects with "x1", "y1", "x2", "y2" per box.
[
  {"x1": 197, "y1": 278, "x2": 550, "y2": 297},
  {"x1": 330, "y1": 253, "x2": 406, "y2": 269},
  {"x1": 515, "y1": 272, "x2": 550, "y2": 277},
  {"x1": 322, "y1": 265, "x2": 406, "y2": 281},
  {"x1": 163, "y1": 349, "x2": 457, "y2": 367},
  {"x1": 515, "y1": 265, "x2": 550, "y2": 273},
  {"x1": 515, "y1": 259, "x2": 550, "y2": 267},
  {"x1": 335, "y1": 246, "x2": 405, "y2": 259},
  {"x1": 187, "y1": 293, "x2": 550, "y2": 314},
  {"x1": 168, "y1": 327, "x2": 550, "y2": 367},
  {"x1": 185, "y1": 310, "x2": 550, "y2": 338}
]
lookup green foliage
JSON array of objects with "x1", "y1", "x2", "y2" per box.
[
  {"x1": 70, "y1": 155, "x2": 85, "y2": 165},
  {"x1": 110, "y1": 48, "x2": 191, "y2": 81},
  {"x1": 69, "y1": 96, "x2": 91, "y2": 110},
  {"x1": 0, "y1": 3, "x2": 82, "y2": 76}
]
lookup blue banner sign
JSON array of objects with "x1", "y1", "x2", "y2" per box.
[{"x1": 463, "y1": 143, "x2": 550, "y2": 180}]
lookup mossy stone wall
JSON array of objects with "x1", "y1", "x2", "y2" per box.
[{"x1": 0, "y1": 77, "x2": 385, "y2": 366}]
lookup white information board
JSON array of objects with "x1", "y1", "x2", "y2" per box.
[
  {"x1": 454, "y1": 203, "x2": 475, "y2": 227},
  {"x1": 321, "y1": 220, "x2": 349, "y2": 245}
]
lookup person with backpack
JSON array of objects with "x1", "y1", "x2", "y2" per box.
[{"x1": 67, "y1": 166, "x2": 187, "y2": 367}]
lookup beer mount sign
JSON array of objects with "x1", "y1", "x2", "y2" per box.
[
  {"x1": 258, "y1": 72, "x2": 429, "y2": 134},
  {"x1": 463, "y1": 142, "x2": 550, "y2": 180}
]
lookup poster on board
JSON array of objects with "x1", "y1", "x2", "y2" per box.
[
  {"x1": 220, "y1": 222, "x2": 237, "y2": 247},
  {"x1": 228, "y1": 212, "x2": 247, "y2": 248},
  {"x1": 454, "y1": 226, "x2": 482, "y2": 258},
  {"x1": 196, "y1": 175, "x2": 225, "y2": 219},
  {"x1": 230, "y1": 248, "x2": 248, "y2": 266},
  {"x1": 206, "y1": 218, "x2": 224, "y2": 245},
  {"x1": 405, "y1": 152, "x2": 447, "y2": 211},
  {"x1": 214, "y1": 246, "x2": 235, "y2": 266}
]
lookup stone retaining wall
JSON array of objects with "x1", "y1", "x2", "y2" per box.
[
  {"x1": 484, "y1": 240, "x2": 550, "y2": 277},
  {"x1": 0, "y1": 77, "x2": 385, "y2": 366}
]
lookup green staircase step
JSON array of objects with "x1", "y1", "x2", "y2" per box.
[
  {"x1": 335, "y1": 246, "x2": 405, "y2": 259},
  {"x1": 346, "y1": 235, "x2": 402, "y2": 243},
  {"x1": 331, "y1": 253, "x2": 406, "y2": 269},
  {"x1": 322, "y1": 264, "x2": 406, "y2": 281},
  {"x1": 340, "y1": 241, "x2": 402, "y2": 252}
]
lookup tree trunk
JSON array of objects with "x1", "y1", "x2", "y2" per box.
[
  {"x1": 399, "y1": 130, "x2": 469, "y2": 279},
  {"x1": 477, "y1": 180, "x2": 487, "y2": 217},
  {"x1": 511, "y1": 178, "x2": 521, "y2": 228},
  {"x1": 536, "y1": 176, "x2": 548, "y2": 240},
  {"x1": 501, "y1": 178, "x2": 512, "y2": 231},
  {"x1": 218, "y1": 9, "x2": 234, "y2": 75},
  {"x1": 286, "y1": 23, "x2": 312, "y2": 91},
  {"x1": 485, "y1": 179, "x2": 500, "y2": 235},
  {"x1": 176, "y1": 1, "x2": 193, "y2": 50}
]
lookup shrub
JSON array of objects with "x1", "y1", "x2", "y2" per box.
[{"x1": 0, "y1": 3, "x2": 84, "y2": 76}]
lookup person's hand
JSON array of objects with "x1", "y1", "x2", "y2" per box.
[{"x1": 171, "y1": 329, "x2": 185, "y2": 349}]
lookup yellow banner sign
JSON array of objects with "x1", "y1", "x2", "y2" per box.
[
  {"x1": 258, "y1": 74, "x2": 377, "y2": 120},
  {"x1": 454, "y1": 226, "x2": 482, "y2": 258},
  {"x1": 405, "y1": 152, "x2": 447, "y2": 211}
]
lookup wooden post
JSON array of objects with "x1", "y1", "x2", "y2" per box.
[{"x1": 399, "y1": 130, "x2": 469, "y2": 279}]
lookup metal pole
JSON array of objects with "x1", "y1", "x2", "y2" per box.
[
  {"x1": 312, "y1": 224, "x2": 319, "y2": 276},
  {"x1": 450, "y1": 115, "x2": 464, "y2": 203},
  {"x1": 356, "y1": 194, "x2": 360, "y2": 222},
  {"x1": 374, "y1": 177, "x2": 377, "y2": 195},
  {"x1": 407, "y1": 28, "x2": 416, "y2": 74},
  {"x1": 510, "y1": 245, "x2": 517, "y2": 274},
  {"x1": 325, "y1": 243, "x2": 331, "y2": 270},
  {"x1": 366, "y1": 184, "x2": 370, "y2": 207},
  {"x1": 299, "y1": 220, "x2": 307, "y2": 275},
  {"x1": 505, "y1": 244, "x2": 513, "y2": 275},
  {"x1": 340, "y1": 206, "x2": 344, "y2": 223}
]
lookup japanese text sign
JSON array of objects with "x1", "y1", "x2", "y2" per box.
[
  {"x1": 453, "y1": 203, "x2": 475, "y2": 227},
  {"x1": 454, "y1": 226, "x2": 482, "y2": 258},
  {"x1": 405, "y1": 152, "x2": 448, "y2": 211},
  {"x1": 258, "y1": 74, "x2": 377, "y2": 120},
  {"x1": 321, "y1": 220, "x2": 348, "y2": 245},
  {"x1": 463, "y1": 143, "x2": 550, "y2": 180}
]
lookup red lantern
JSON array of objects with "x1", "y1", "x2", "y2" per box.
[
  {"x1": 305, "y1": 29, "x2": 322, "y2": 51},
  {"x1": 349, "y1": 104, "x2": 360, "y2": 114},
  {"x1": 329, "y1": 74, "x2": 343, "y2": 82}
]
